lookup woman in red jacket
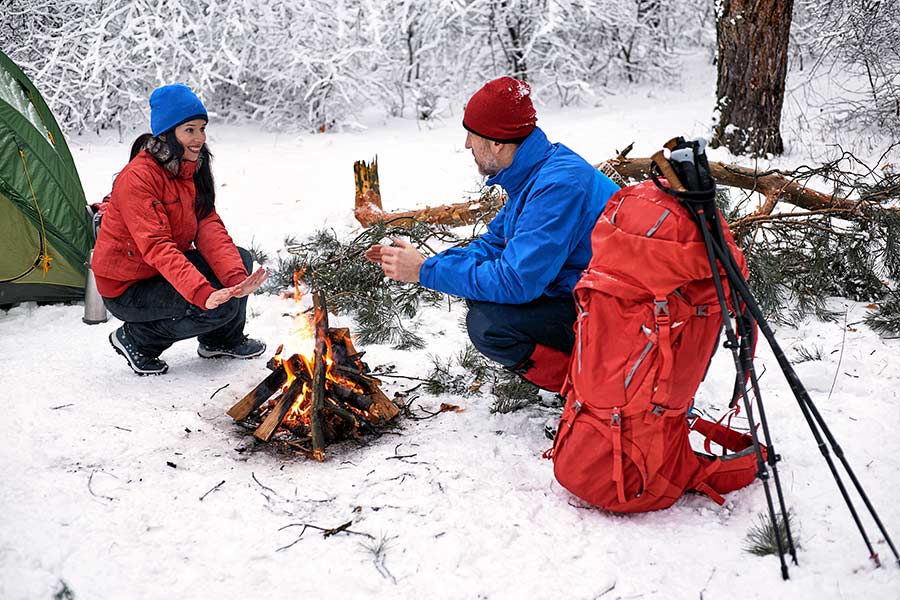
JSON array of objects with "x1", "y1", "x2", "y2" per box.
[{"x1": 92, "y1": 83, "x2": 268, "y2": 375}]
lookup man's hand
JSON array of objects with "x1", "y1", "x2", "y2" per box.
[
  {"x1": 365, "y1": 238, "x2": 424, "y2": 283},
  {"x1": 205, "y1": 267, "x2": 269, "y2": 309}
]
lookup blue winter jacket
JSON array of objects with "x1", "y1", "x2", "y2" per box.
[{"x1": 418, "y1": 127, "x2": 619, "y2": 304}]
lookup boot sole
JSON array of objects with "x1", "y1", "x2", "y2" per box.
[
  {"x1": 109, "y1": 331, "x2": 168, "y2": 376},
  {"x1": 197, "y1": 346, "x2": 266, "y2": 360}
]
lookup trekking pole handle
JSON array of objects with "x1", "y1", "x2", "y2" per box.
[{"x1": 651, "y1": 150, "x2": 686, "y2": 192}]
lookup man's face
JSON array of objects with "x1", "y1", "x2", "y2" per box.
[{"x1": 465, "y1": 131, "x2": 503, "y2": 177}]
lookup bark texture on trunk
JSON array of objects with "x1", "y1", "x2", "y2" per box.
[{"x1": 712, "y1": 0, "x2": 794, "y2": 157}]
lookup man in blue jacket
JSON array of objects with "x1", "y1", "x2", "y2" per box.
[{"x1": 366, "y1": 77, "x2": 619, "y2": 392}]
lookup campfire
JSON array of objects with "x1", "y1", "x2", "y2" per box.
[{"x1": 227, "y1": 291, "x2": 399, "y2": 460}]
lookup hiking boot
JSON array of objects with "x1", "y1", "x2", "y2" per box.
[
  {"x1": 197, "y1": 336, "x2": 266, "y2": 359},
  {"x1": 109, "y1": 326, "x2": 168, "y2": 376},
  {"x1": 544, "y1": 416, "x2": 560, "y2": 441}
]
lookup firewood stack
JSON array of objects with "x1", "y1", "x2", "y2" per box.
[{"x1": 227, "y1": 291, "x2": 400, "y2": 460}]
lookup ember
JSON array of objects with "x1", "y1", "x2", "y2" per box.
[{"x1": 227, "y1": 291, "x2": 399, "y2": 460}]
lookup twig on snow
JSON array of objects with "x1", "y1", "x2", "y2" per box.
[
  {"x1": 199, "y1": 479, "x2": 226, "y2": 501},
  {"x1": 827, "y1": 306, "x2": 850, "y2": 402},
  {"x1": 276, "y1": 520, "x2": 375, "y2": 552},
  {"x1": 209, "y1": 383, "x2": 230, "y2": 399},
  {"x1": 88, "y1": 470, "x2": 116, "y2": 502},
  {"x1": 360, "y1": 533, "x2": 398, "y2": 584},
  {"x1": 252, "y1": 471, "x2": 278, "y2": 497},
  {"x1": 699, "y1": 567, "x2": 716, "y2": 600},
  {"x1": 595, "y1": 581, "x2": 617, "y2": 598}
]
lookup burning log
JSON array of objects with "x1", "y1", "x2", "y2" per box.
[
  {"x1": 227, "y1": 291, "x2": 400, "y2": 459},
  {"x1": 255, "y1": 370, "x2": 310, "y2": 442},
  {"x1": 309, "y1": 291, "x2": 329, "y2": 461},
  {"x1": 228, "y1": 354, "x2": 306, "y2": 421}
]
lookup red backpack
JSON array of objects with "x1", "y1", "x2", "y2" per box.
[{"x1": 549, "y1": 179, "x2": 763, "y2": 512}]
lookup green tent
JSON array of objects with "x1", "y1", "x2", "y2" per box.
[{"x1": 0, "y1": 49, "x2": 91, "y2": 305}]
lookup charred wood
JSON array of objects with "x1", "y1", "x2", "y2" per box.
[{"x1": 309, "y1": 291, "x2": 329, "y2": 461}]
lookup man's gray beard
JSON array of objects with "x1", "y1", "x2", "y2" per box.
[{"x1": 476, "y1": 160, "x2": 499, "y2": 178}]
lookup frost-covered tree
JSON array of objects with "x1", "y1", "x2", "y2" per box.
[
  {"x1": 0, "y1": 0, "x2": 715, "y2": 132},
  {"x1": 712, "y1": 0, "x2": 794, "y2": 156},
  {"x1": 792, "y1": 0, "x2": 900, "y2": 139}
]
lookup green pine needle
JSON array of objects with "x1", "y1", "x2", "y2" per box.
[{"x1": 744, "y1": 510, "x2": 800, "y2": 557}]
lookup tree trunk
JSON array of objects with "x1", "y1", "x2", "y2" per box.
[{"x1": 712, "y1": 0, "x2": 793, "y2": 156}]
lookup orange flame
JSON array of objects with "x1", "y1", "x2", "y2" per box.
[{"x1": 269, "y1": 289, "x2": 373, "y2": 434}]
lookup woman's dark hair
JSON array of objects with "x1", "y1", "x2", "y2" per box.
[{"x1": 128, "y1": 130, "x2": 216, "y2": 220}]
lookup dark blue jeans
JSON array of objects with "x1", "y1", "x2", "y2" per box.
[
  {"x1": 103, "y1": 248, "x2": 252, "y2": 357},
  {"x1": 465, "y1": 296, "x2": 577, "y2": 367}
]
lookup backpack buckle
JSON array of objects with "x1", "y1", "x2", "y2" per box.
[
  {"x1": 654, "y1": 299, "x2": 669, "y2": 316},
  {"x1": 654, "y1": 298, "x2": 671, "y2": 326}
]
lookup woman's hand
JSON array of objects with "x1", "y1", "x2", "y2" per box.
[{"x1": 205, "y1": 268, "x2": 269, "y2": 309}]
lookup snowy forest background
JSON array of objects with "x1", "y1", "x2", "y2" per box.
[
  {"x1": 2, "y1": 0, "x2": 898, "y2": 147},
  {"x1": 2, "y1": 2, "x2": 900, "y2": 598}
]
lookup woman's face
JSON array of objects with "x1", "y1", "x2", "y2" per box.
[{"x1": 173, "y1": 119, "x2": 207, "y2": 162}]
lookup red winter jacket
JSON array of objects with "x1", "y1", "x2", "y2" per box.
[{"x1": 92, "y1": 150, "x2": 247, "y2": 308}]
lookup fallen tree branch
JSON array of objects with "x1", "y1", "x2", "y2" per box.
[
  {"x1": 353, "y1": 151, "x2": 896, "y2": 230},
  {"x1": 355, "y1": 186, "x2": 506, "y2": 228},
  {"x1": 602, "y1": 157, "x2": 864, "y2": 216}
]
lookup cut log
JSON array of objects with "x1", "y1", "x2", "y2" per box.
[
  {"x1": 324, "y1": 397, "x2": 364, "y2": 432},
  {"x1": 367, "y1": 386, "x2": 401, "y2": 423},
  {"x1": 309, "y1": 291, "x2": 329, "y2": 461},
  {"x1": 339, "y1": 334, "x2": 398, "y2": 422},
  {"x1": 227, "y1": 364, "x2": 287, "y2": 421},
  {"x1": 329, "y1": 381, "x2": 376, "y2": 413},
  {"x1": 228, "y1": 355, "x2": 308, "y2": 421},
  {"x1": 254, "y1": 377, "x2": 307, "y2": 442},
  {"x1": 354, "y1": 158, "x2": 383, "y2": 226}
]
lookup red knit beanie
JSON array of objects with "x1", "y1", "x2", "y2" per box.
[{"x1": 463, "y1": 76, "x2": 537, "y2": 143}]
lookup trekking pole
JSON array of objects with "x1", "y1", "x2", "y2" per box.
[
  {"x1": 682, "y1": 156, "x2": 799, "y2": 567},
  {"x1": 704, "y1": 217, "x2": 899, "y2": 568},
  {"x1": 706, "y1": 203, "x2": 799, "y2": 568},
  {"x1": 651, "y1": 146, "x2": 795, "y2": 578},
  {"x1": 678, "y1": 142, "x2": 897, "y2": 566},
  {"x1": 653, "y1": 137, "x2": 900, "y2": 571},
  {"x1": 680, "y1": 192, "x2": 794, "y2": 579}
]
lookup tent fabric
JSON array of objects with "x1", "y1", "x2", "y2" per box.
[{"x1": 0, "y1": 49, "x2": 90, "y2": 305}]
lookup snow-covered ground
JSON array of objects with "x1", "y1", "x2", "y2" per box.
[{"x1": 2, "y1": 59, "x2": 899, "y2": 600}]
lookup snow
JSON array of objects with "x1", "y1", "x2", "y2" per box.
[
  {"x1": 0, "y1": 68, "x2": 51, "y2": 145},
  {"x1": 2, "y1": 58, "x2": 899, "y2": 600}
]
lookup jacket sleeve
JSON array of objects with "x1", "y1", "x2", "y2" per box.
[
  {"x1": 195, "y1": 209, "x2": 248, "y2": 288},
  {"x1": 419, "y1": 177, "x2": 588, "y2": 303},
  {"x1": 116, "y1": 170, "x2": 217, "y2": 307}
]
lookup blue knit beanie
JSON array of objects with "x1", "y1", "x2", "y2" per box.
[{"x1": 149, "y1": 83, "x2": 208, "y2": 137}]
